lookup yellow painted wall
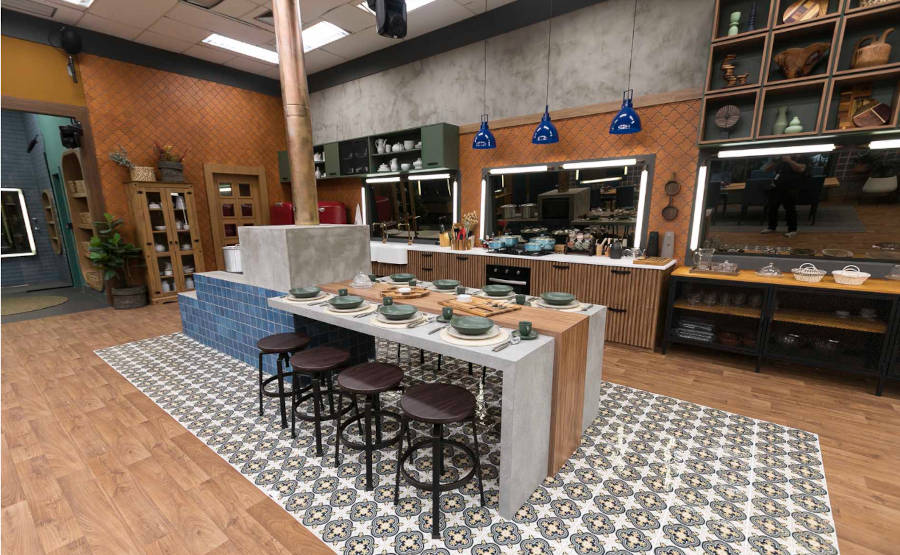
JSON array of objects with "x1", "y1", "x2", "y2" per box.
[{"x1": 1, "y1": 36, "x2": 86, "y2": 106}]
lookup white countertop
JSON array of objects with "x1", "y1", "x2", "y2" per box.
[{"x1": 371, "y1": 241, "x2": 676, "y2": 270}]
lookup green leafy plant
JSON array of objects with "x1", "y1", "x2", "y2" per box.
[
  {"x1": 87, "y1": 213, "x2": 143, "y2": 288},
  {"x1": 109, "y1": 145, "x2": 134, "y2": 169}
]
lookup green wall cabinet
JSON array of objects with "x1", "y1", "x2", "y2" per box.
[{"x1": 420, "y1": 123, "x2": 459, "y2": 171}]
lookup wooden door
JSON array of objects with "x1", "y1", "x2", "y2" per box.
[{"x1": 204, "y1": 165, "x2": 269, "y2": 269}]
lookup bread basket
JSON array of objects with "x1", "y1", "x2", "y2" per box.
[
  {"x1": 832, "y1": 265, "x2": 870, "y2": 286},
  {"x1": 791, "y1": 263, "x2": 826, "y2": 283}
]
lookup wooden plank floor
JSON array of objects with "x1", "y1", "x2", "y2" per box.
[{"x1": 2, "y1": 302, "x2": 899, "y2": 554}]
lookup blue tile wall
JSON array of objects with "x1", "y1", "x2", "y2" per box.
[{"x1": 180, "y1": 274, "x2": 374, "y2": 375}]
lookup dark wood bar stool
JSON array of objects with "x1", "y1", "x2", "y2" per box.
[
  {"x1": 394, "y1": 383, "x2": 484, "y2": 539},
  {"x1": 334, "y1": 362, "x2": 409, "y2": 490},
  {"x1": 256, "y1": 332, "x2": 310, "y2": 428},
  {"x1": 289, "y1": 346, "x2": 351, "y2": 455}
]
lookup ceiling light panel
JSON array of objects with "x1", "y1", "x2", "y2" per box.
[
  {"x1": 5, "y1": 0, "x2": 56, "y2": 18},
  {"x1": 302, "y1": 21, "x2": 349, "y2": 52},
  {"x1": 59, "y1": 0, "x2": 93, "y2": 7},
  {"x1": 203, "y1": 33, "x2": 279, "y2": 64}
]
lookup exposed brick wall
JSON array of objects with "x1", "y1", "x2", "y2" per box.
[
  {"x1": 78, "y1": 54, "x2": 288, "y2": 270},
  {"x1": 459, "y1": 100, "x2": 701, "y2": 261}
]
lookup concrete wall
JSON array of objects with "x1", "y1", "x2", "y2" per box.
[{"x1": 309, "y1": 0, "x2": 714, "y2": 143}]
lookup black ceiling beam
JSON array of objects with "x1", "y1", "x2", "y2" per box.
[{"x1": 307, "y1": 0, "x2": 605, "y2": 93}]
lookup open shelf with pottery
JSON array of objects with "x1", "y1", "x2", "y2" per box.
[
  {"x1": 712, "y1": 0, "x2": 775, "y2": 42},
  {"x1": 764, "y1": 18, "x2": 839, "y2": 84},
  {"x1": 700, "y1": 89, "x2": 761, "y2": 143},
  {"x1": 772, "y1": 0, "x2": 842, "y2": 30},
  {"x1": 823, "y1": 67, "x2": 900, "y2": 131},
  {"x1": 834, "y1": 4, "x2": 900, "y2": 75},
  {"x1": 755, "y1": 78, "x2": 827, "y2": 138},
  {"x1": 845, "y1": 0, "x2": 900, "y2": 14},
  {"x1": 707, "y1": 34, "x2": 770, "y2": 93}
]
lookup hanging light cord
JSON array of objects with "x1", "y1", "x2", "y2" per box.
[
  {"x1": 482, "y1": 0, "x2": 488, "y2": 115},
  {"x1": 545, "y1": 0, "x2": 553, "y2": 106},
  {"x1": 626, "y1": 0, "x2": 637, "y2": 91}
]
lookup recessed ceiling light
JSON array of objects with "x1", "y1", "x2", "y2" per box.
[
  {"x1": 203, "y1": 33, "x2": 279, "y2": 64},
  {"x1": 59, "y1": 0, "x2": 94, "y2": 7},
  {"x1": 356, "y1": 0, "x2": 437, "y2": 14},
  {"x1": 302, "y1": 21, "x2": 349, "y2": 52}
]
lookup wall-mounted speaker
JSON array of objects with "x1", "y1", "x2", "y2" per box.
[{"x1": 368, "y1": 0, "x2": 407, "y2": 39}]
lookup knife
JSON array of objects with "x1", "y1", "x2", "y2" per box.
[
  {"x1": 428, "y1": 324, "x2": 448, "y2": 335},
  {"x1": 407, "y1": 316, "x2": 434, "y2": 328},
  {"x1": 581, "y1": 304, "x2": 593, "y2": 311}
]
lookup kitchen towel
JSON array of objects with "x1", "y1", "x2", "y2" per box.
[{"x1": 370, "y1": 242, "x2": 408, "y2": 264}]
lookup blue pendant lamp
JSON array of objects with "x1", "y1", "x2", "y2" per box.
[
  {"x1": 610, "y1": 0, "x2": 643, "y2": 135},
  {"x1": 473, "y1": 0, "x2": 496, "y2": 150},
  {"x1": 533, "y1": 0, "x2": 559, "y2": 144}
]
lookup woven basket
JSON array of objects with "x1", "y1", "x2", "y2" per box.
[
  {"x1": 832, "y1": 265, "x2": 870, "y2": 286},
  {"x1": 130, "y1": 166, "x2": 156, "y2": 182},
  {"x1": 791, "y1": 263, "x2": 826, "y2": 283},
  {"x1": 859, "y1": 0, "x2": 890, "y2": 7}
]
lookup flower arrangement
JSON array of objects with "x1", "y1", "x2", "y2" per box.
[
  {"x1": 109, "y1": 146, "x2": 134, "y2": 169},
  {"x1": 155, "y1": 143, "x2": 186, "y2": 162}
]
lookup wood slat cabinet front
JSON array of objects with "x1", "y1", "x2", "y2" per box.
[{"x1": 447, "y1": 253, "x2": 486, "y2": 288}]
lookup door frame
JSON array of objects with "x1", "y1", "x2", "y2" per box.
[
  {"x1": 2, "y1": 95, "x2": 107, "y2": 288},
  {"x1": 203, "y1": 163, "x2": 269, "y2": 269}
]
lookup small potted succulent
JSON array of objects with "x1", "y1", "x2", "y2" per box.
[
  {"x1": 155, "y1": 143, "x2": 186, "y2": 183},
  {"x1": 110, "y1": 145, "x2": 155, "y2": 182},
  {"x1": 88, "y1": 213, "x2": 147, "y2": 309}
]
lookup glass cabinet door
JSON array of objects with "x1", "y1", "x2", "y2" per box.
[
  {"x1": 168, "y1": 190, "x2": 197, "y2": 291},
  {"x1": 143, "y1": 190, "x2": 177, "y2": 296}
]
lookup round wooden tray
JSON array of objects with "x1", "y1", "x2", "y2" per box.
[{"x1": 382, "y1": 286, "x2": 431, "y2": 299}]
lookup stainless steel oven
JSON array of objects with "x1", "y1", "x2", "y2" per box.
[{"x1": 485, "y1": 264, "x2": 531, "y2": 294}]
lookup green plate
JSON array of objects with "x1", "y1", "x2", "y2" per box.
[
  {"x1": 328, "y1": 295, "x2": 364, "y2": 309},
  {"x1": 390, "y1": 273, "x2": 415, "y2": 282},
  {"x1": 450, "y1": 315, "x2": 494, "y2": 336},
  {"x1": 378, "y1": 303, "x2": 417, "y2": 320},
  {"x1": 541, "y1": 291, "x2": 576, "y2": 306},
  {"x1": 289, "y1": 286, "x2": 321, "y2": 299},
  {"x1": 432, "y1": 279, "x2": 460, "y2": 290},
  {"x1": 482, "y1": 284, "x2": 514, "y2": 297}
]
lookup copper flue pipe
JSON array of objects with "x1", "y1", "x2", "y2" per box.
[{"x1": 273, "y1": 0, "x2": 319, "y2": 224}]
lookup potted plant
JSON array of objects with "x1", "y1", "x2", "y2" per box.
[
  {"x1": 155, "y1": 143, "x2": 186, "y2": 183},
  {"x1": 110, "y1": 145, "x2": 155, "y2": 182},
  {"x1": 88, "y1": 213, "x2": 147, "y2": 309}
]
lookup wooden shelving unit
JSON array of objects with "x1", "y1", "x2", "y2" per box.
[
  {"x1": 40, "y1": 189, "x2": 62, "y2": 255},
  {"x1": 773, "y1": 307, "x2": 888, "y2": 332},
  {"x1": 674, "y1": 299, "x2": 763, "y2": 318},
  {"x1": 60, "y1": 149, "x2": 102, "y2": 291},
  {"x1": 700, "y1": 0, "x2": 900, "y2": 144}
]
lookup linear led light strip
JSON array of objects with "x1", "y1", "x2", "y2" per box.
[
  {"x1": 203, "y1": 21, "x2": 348, "y2": 63},
  {"x1": 689, "y1": 165, "x2": 708, "y2": 251},
  {"x1": 452, "y1": 180, "x2": 459, "y2": 223},
  {"x1": 489, "y1": 165, "x2": 548, "y2": 175},
  {"x1": 479, "y1": 179, "x2": 487, "y2": 238},
  {"x1": 360, "y1": 186, "x2": 367, "y2": 224},
  {"x1": 408, "y1": 173, "x2": 451, "y2": 181},
  {"x1": 717, "y1": 143, "x2": 835, "y2": 158},
  {"x1": 365, "y1": 176, "x2": 401, "y2": 183},
  {"x1": 561, "y1": 158, "x2": 638, "y2": 170},
  {"x1": 632, "y1": 170, "x2": 649, "y2": 250},
  {"x1": 869, "y1": 138, "x2": 900, "y2": 149},
  {"x1": 580, "y1": 177, "x2": 622, "y2": 184}
]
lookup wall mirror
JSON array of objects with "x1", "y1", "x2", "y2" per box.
[
  {"x1": 482, "y1": 156, "x2": 655, "y2": 250},
  {"x1": 365, "y1": 172, "x2": 457, "y2": 242},
  {"x1": 1, "y1": 188, "x2": 37, "y2": 258},
  {"x1": 699, "y1": 146, "x2": 899, "y2": 262}
]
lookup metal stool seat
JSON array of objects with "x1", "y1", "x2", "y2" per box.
[
  {"x1": 334, "y1": 362, "x2": 408, "y2": 490},
  {"x1": 290, "y1": 346, "x2": 352, "y2": 455},
  {"x1": 394, "y1": 383, "x2": 484, "y2": 539},
  {"x1": 256, "y1": 332, "x2": 309, "y2": 428}
]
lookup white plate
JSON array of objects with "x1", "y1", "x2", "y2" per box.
[
  {"x1": 375, "y1": 311, "x2": 423, "y2": 324},
  {"x1": 534, "y1": 298, "x2": 580, "y2": 310},
  {"x1": 446, "y1": 325, "x2": 501, "y2": 340}
]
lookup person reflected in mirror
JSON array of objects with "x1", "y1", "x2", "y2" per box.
[{"x1": 760, "y1": 154, "x2": 808, "y2": 238}]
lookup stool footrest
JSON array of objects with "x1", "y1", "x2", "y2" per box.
[
  {"x1": 397, "y1": 437, "x2": 478, "y2": 494},
  {"x1": 338, "y1": 409, "x2": 404, "y2": 451}
]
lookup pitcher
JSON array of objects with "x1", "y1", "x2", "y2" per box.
[
  {"x1": 375, "y1": 138, "x2": 388, "y2": 154},
  {"x1": 693, "y1": 248, "x2": 715, "y2": 270}
]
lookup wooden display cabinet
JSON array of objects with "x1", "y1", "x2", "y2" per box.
[
  {"x1": 60, "y1": 149, "x2": 102, "y2": 290},
  {"x1": 756, "y1": 78, "x2": 828, "y2": 138},
  {"x1": 764, "y1": 18, "x2": 839, "y2": 84},
  {"x1": 833, "y1": 3, "x2": 900, "y2": 75},
  {"x1": 127, "y1": 183, "x2": 204, "y2": 304},
  {"x1": 772, "y1": 0, "x2": 843, "y2": 29},
  {"x1": 844, "y1": 0, "x2": 899, "y2": 14},
  {"x1": 706, "y1": 34, "x2": 769, "y2": 93},
  {"x1": 700, "y1": 89, "x2": 761, "y2": 143},
  {"x1": 40, "y1": 189, "x2": 62, "y2": 255}
]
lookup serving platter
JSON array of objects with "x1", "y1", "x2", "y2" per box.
[
  {"x1": 382, "y1": 285, "x2": 431, "y2": 299},
  {"x1": 439, "y1": 297, "x2": 522, "y2": 317}
]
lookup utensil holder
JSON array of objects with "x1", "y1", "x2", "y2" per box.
[{"x1": 451, "y1": 238, "x2": 471, "y2": 251}]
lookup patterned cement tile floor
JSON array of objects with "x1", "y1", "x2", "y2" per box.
[{"x1": 95, "y1": 333, "x2": 839, "y2": 554}]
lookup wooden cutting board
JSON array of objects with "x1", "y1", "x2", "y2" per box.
[
  {"x1": 633, "y1": 257, "x2": 674, "y2": 266},
  {"x1": 438, "y1": 297, "x2": 522, "y2": 317},
  {"x1": 381, "y1": 285, "x2": 430, "y2": 299}
]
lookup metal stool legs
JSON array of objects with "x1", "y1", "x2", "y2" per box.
[{"x1": 258, "y1": 352, "x2": 292, "y2": 428}]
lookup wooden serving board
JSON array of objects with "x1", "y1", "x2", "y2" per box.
[
  {"x1": 381, "y1": 285, "x2": 431, "y2": 299},
  {"x1": 438, "y1": 297, "x2": 522, "y2": 317},
  {"x1": 633, "y1": 257, "x2": 673, "y2": 266}
]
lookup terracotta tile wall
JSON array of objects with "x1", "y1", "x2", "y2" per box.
[
  {"x1": 79, "y1": 54, "x2": 288, "y2": 270},
  {"x1": 459, "y1": 100, "x2": 701, "y2": 261}
]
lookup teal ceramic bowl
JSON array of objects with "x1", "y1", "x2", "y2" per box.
[
  {"x1": 390, "y1": 273, "x2": 415, "y2": 283},
  {"x1": 328, "y1": 295, "x2": 364, "y2": 309},
  {"x1": 541, "y1": 291, "x2": 576, "y2": 306},
  {"x1": 290, "y1": 286, "x2": 321, "y2": 298},
  {"x1": 379, "y1": 303, "x2": 417, "y2": 320},
  {"x1": 482, "y1": 284, "x2": 514, "y2": 297},
  {"x1": 433, "y1": 279, "x2": 460, "y2": 290},
  {"x1": 450, "y1": 316, "x2": 494, "y2": 336}
]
